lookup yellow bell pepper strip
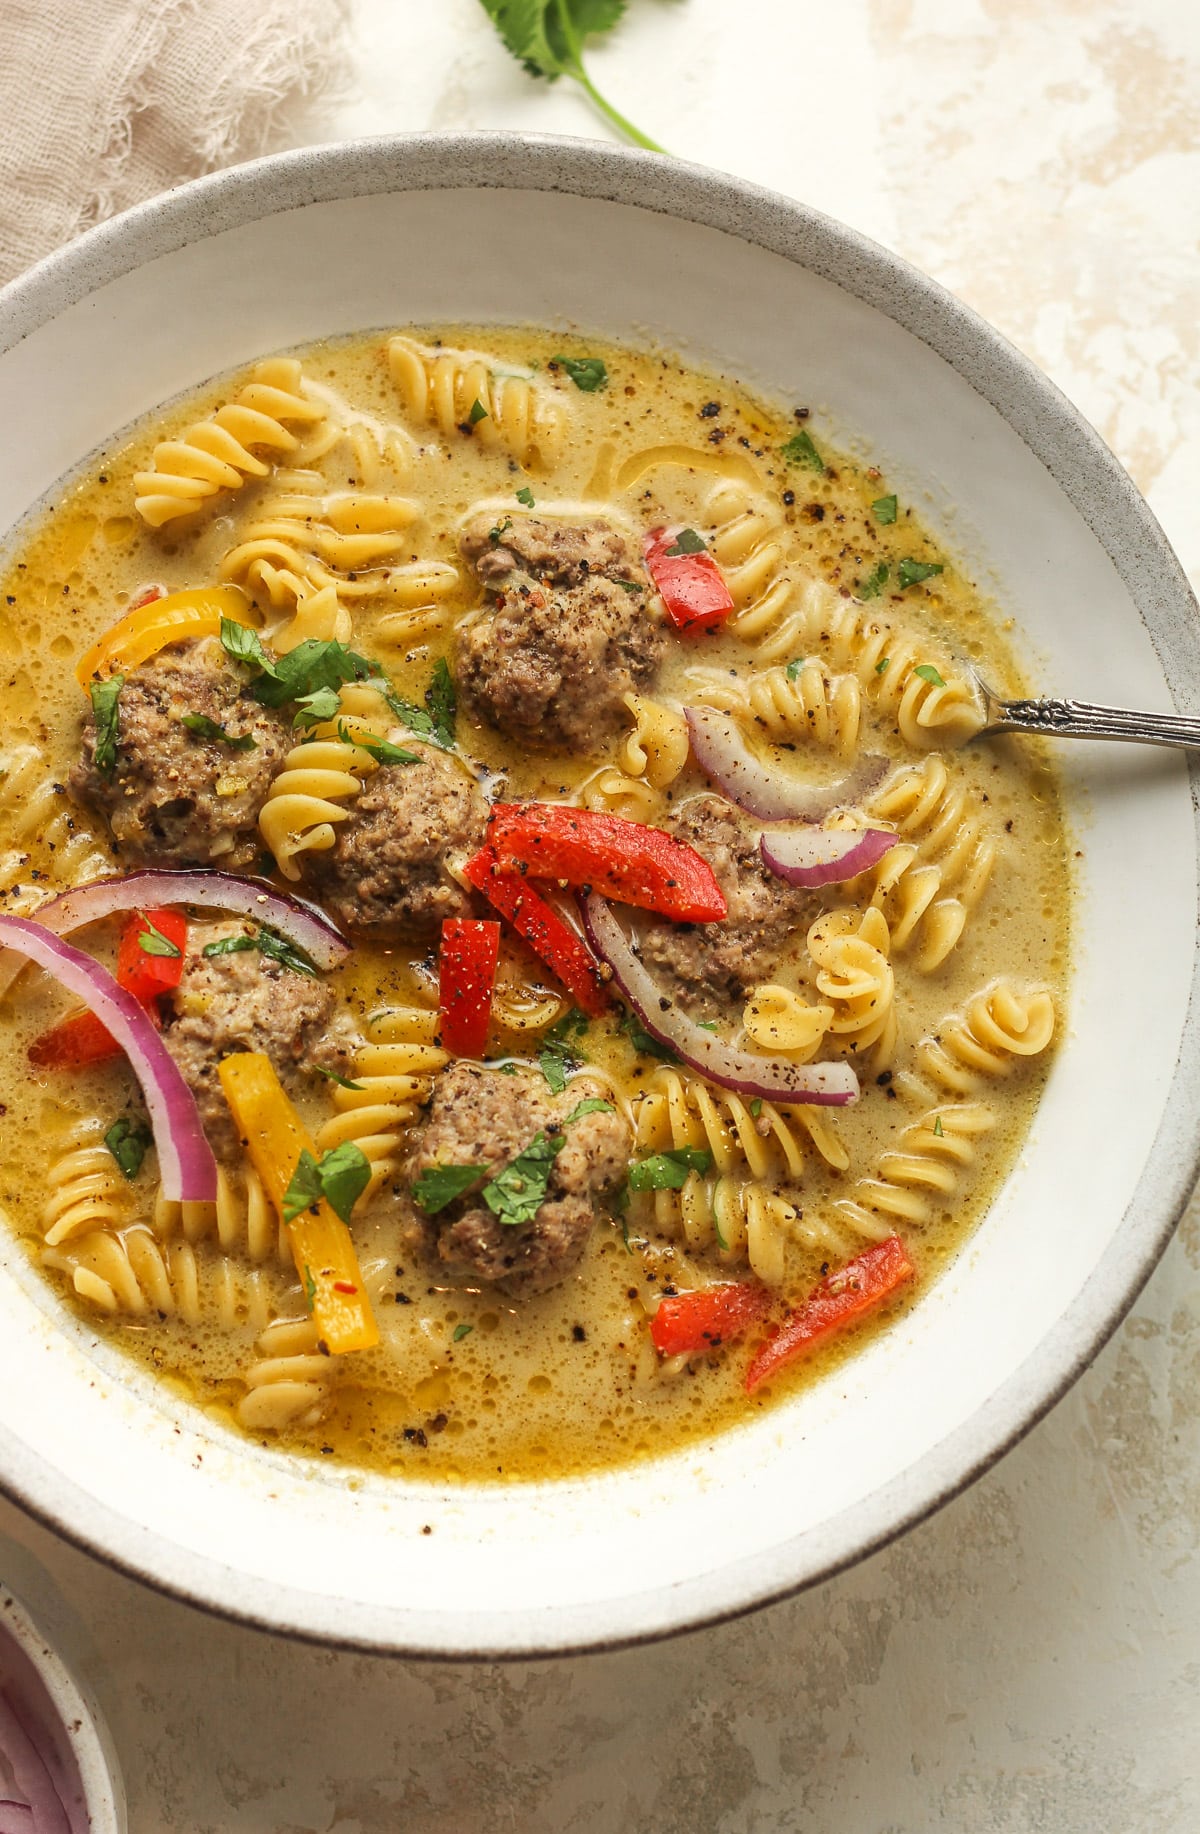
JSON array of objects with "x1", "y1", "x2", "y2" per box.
[
  {"x1": 218, "y1": 1051, "x2": 379, "y2": 1355},
  {"x1": 75, "y1": 584, "x2": 254, "y2": 689}
]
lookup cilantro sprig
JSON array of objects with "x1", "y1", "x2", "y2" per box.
[
  {"x1": 554, "y1": 354, "x2": 608, "y2": 392},
  {"x1": 90, "y1": 675, "x2": 124, "y2": 775},
  {"x1": 104, "y1": 1115, "x2": 153, "y2": 1181},
  {"x1": 180, "y1": 712, "x2": 257, "y2": 751},
  {"x1": 283, "y1": 1142, "x2": 372, "y2": 1227},
  {"x1": 219, "y1": 621, "x2": 457, "y2": 751},
  {"x1": 201, "y1": 927, "x2": 318, "y2": 978},
  {"x1": 137, "y1": 916, "x2": 182, "y2": 959},
  {"x1": 538, "y1": 1007, "x2": 589, "y2": 1094},
  {"x1": 478, "y1": 1, "x2": 665, "y2": 153},
  {"x1": 627, "y1": 1146, "x2": 713, "y2": 1192}
]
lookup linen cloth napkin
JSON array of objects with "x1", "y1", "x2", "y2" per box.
[{"x1": 0, "y1": 0, "x2": 350, "y2": 286}]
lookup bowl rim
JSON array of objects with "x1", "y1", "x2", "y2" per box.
[{"x1": 0, "y1": 129, "x2": 1197, "y2": 1660}]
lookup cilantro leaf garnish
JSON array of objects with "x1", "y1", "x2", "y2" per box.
[
  {"x1": 283, "y1": 1141, "x2": 372, "y2": 1226},
  {"x1": 781, "y1": 429, "x2": 824, "y2": 471},
  {"x1": 898, "y1": 558, "x2": 944, "y2": 590},
  {"x1": 554, "y1": 354, "x2": 609, "y2": 392},
  {"x1": 412, "y1": 1162, "x2": 484, "y2": 1215},
  {"x1": 303, "y1": 1263, "x2": 317, "y2": 1312},
  {"x1": 564, "y1": 1097, "x2": 613, "y2": 1123},
  {"x1": 538, "y1": 1006, "x2": 589, "y2": 1092},
  {"x1": 516, "y1": 486, "x2": 536, "y2": 507},
  {"x1": 312, "y1": 1064, "x2": 366, "y2": 1091},
  {"x1": 292, "y1": 686, "x2": 343, "y2": 729},
  {"x1": 618, "y1": 1006, "x2": 681, "y2": 1064},
  {"x1": 181, "y1": 712, "x2": 257, "y2": 750},
  {"x1": 663, "y1": 528, "x2": 707, "y2": 557},
  {"x1": 336, "y1": 721, "x2": 419, "y2": 767},
  {"x1": 857, "y1": 562, "x2": 889, "y2": 601},
  {"x1": 426, "y1": 658, "x2": 457, "y2": 748},
  {"x1": 201, "y1": 927, "x2": 318, "y2": 977},
  {"x1": 467, "y1": 398, "x2": 489, "y2": 426},
  {"x1": 90, "y1": 674, "x2": 124, "y2": 775},
  {"x1": 452, "y1": 1322, "x2": 474, "y2": 1343},
  {"x1": 614, "y1": 579, "x2": 643, "y2": 594},
  {"x1": 478, "y1": 2, "x2": 664, "y2": 152},
  {"x1": 913, "y1": 663, "x2": 946, "y2": 687},
  {"x1": 785, "y1": 657, "x2": 806, "y2": 681},
  {"x1": 488, "y1": 517, "x2": 513, "y2": 545},
  {"x1": 482, "y1": 1130, "x2": 562, "y2": 1228},
  {"x1": 137, "y1": 915, "x2": 182, "y2": 959},
  {"x1": 872, "y1": 494, "x2": 898, "y2": 525},
  {"x1": 627, "y1": 1146, "x2": 714, "y2": 1192},
  {"x1": 219, "y1": 618, "x2": 278, "y2": 676},
  {"x1": 933, "y1": 1114, "x2": 944, "y2": 1137},
  {"x1": 104, "y1": 1115, "x2": 153, "y2": 1181},
  {"x1": 875, "y1": 656, "x2": 891, "y2": 674}
]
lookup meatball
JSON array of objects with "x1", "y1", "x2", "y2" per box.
[
  {"x1": 162, "y1": 921, "x2": 350, "y2": 1161},
  {"x1": 70, "y1": 639, "x2": 289, "y2": 870},
  {"x1": 305, "y1": 738, "x2": 488, "y2": 940},
  {"x1": 398, "y1": 1062, "x2": 630, "y2": 1296},
  {"x1": 456, "y1": 513, "x2": 665, "y2": 752},
  {"x1": 642, "y1": 795, "x2": 812, "y2": 1007}
]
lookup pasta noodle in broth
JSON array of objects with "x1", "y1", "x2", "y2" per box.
[{"x1": 0, "y1": 328, "x2": 1070, "y2": 1482}]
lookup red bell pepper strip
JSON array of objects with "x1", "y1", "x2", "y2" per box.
[
  {"x1": 651, "y1": 1280, "x2": 771, "y2": 1358},
  {"x1": 744, "y1": 1234, "x2": 915, "y2": 1394},
  {"x1": 438, "y1": 918, "x2": 500, "y2": 1057},
  {"x1": 643, "y1": 526, "x2": 735, "y2": 633},
  {"x1": 29, "y1": 907, "x2": 187, "y2": 1069},
  {"x1": 462, "y1": 843, "x2": 609, "y2": 1017},
  {"x1": 485, "y1": 803, "x2": 728, "y2": 924}
]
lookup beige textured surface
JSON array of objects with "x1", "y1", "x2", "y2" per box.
[{"x1": 1, "y1": 2, "x2": 1198, "y2": 1828}]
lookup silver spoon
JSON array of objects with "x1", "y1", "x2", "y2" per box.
[{"x1": 972, "y1": 673, "x2": 1200, "y2": 752}]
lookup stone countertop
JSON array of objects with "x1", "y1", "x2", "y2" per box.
[{"x1": 3, "y1": 3, "x2": 1199, "y2": 1828}]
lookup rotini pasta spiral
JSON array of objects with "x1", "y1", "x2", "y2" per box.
[
  {"x1": 41, "y1": 1126, "x2": 131, "y2": 1248},
  {"x1": 758, "y1": 575, "x2": 984, "y2": 746},
  {"x1": 834, "y1": 1101, "x2": 997, "y2": 1235},
  {"x1": 0, "y1": 741, "x2": 111, "y2": 890},
  {"x1": 133, "y1": 359, "x2": 326, "y2": 528},
  {"x1": 866, "y1": 756, "x2": 997, "y2": 971},
  {"x1": 257, "y1": 685, "x2": 394, "y2": 879},
  {"x1": 916, "y1": 980, "x2": 1057, "y2": 1096},
  {"x1": 634, "y1": 1065, "x2": 847, "y2": 1181},
  {"x1": 43, "y1": 1227, "x2": 276, "y2": 1328},
  {"x1": 154, "y1": 1163, "x2": 289, "y2": 1267},
  {"x1": 742, "y1": 984, "x2": 835, "y2": 1064},
  {"x1": 314, "y1": 1007, "x2": 448, "y2": 1206},
  {"x1": 236, "y1": 1316, "x2": 334, "y2": 1432},
  {"x1": 806, "y1": 906, "x2": 897, "y2": 1068},
  {"x1": 577, "y1": 765, "x2": 659, "y2": 822},
  {"x1": 648, "y1": 1174, "x2": 798, "y2": 1287},
  {"x1": 686, "y1": 658, "x2": 861, "y2": 761},
  {"x1": 702, "y1": 476, "x2": 797, "y2": 642},
  {"x1": 618, "y1": 694, "x2": 690, "y2": 789},
  {"x1": 387, "y1": 336, "x2": 566, "y2": 469}
]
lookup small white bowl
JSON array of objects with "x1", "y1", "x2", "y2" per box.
[
  {"x1": 0, "y1": 1588, "x2": 125, "y2": 1830},
  {"x1": 0, "y1": 135, "x2": 1197, "y2": 1659}
]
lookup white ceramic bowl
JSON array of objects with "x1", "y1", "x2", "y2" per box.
[{"x1": 0, "y1": 136, "x2": 1196, "y2": 1659}]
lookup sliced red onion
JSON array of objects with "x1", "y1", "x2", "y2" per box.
[
  {"x1": 580, "y1": 892, "x2": 858, "y2": 1107},
  {"x1": 760, "y1": 824, "x2": 896, "y2": 888},
  {"x1": 685, "y1": 706, "x2": 888, "y2": 822},
  {"x1": 0, "y1": 869, "x2": 349, "y2": 999},
  {"x1": 0, "y1": 916, "x2": 217, "y2": 1203},
  {"x1": 0, "y1": 1807, "x2": 34, "y2": 1834}
]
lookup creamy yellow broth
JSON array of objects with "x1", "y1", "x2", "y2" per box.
[{"x1": 0, "y1": 328, "x2": 1070, "y2": 1481}]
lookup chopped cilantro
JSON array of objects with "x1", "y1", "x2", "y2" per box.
[
  {"x1": 614, "y1": 579, "x2": 643, "y2": 594},
  {"x1": 219, "y1": 618, "x2": 277, "y2": 676},
  {"x1": 180, "y1": 712, "x2": 257, "y2": 750},
  {"x1": 781, "y1": 429, "x2": 824, "y2": 471},
  {"x1": 467, "y1": 398, "x2": 489, "y2": 426},
  {"x1": 201, "y1": 927, "x2": 317, "y2": 977},
  {"x1": 663, "y1": 528, "x2": 706, "y2": 557},
  {"x1": 412, "y1": 1162, "x2": 483, "y2": 1215},
  {"x1": 697, "y1": 1019, "x2": 718, "y2": 1032},
  {"x1": 103, "y1": 1115, "x2": 153, "y2": 1181},
  {"x1": 554, "y1": 354, "x2": 608, "y2": 392},
  {"x1": 538, "y1": 1007, "x2": 589, "y2": 1092},
  {"x1": 312, "y1": 1064, "x2": 366, "y2": 1092},
  {"x1": 875, "y1": 656, "x2": 891, "y2": 674},
  {"x1": 785, "y1": 657, "x2": 806, "y2": 681},
  {"x1": 564, "y1": 1097, "x2": 612, "y2": 1124},
  {"x1": 292, "y1": 686, "x2": 342, "y2": 729},
  {"x1": 913, "y1": 663, "x2": 946, "y2": 687},
  {"x1": 628, "y1": 1146, "x2": 714, "y2": 1192},
  {"x1": 452, "y1": 1322, "x2": 474, "y2": 1343},
  {"x1": 283, "y1": 1142, "x2": 371, "y2": 1226},
  {"x1": 482, "y1": 1130, "x2": 561, "y2": 1228},
  {"x1": 872, "y1": 494, "x2": 898, "y2": 525},
  {"x1": 426, "y1": 658, "x2": 457, "y2": 748},
  {"x1": 337, "y1": 721, "x2": 419, "y2": 767},
  {"x1": 515, "y1": 486, "x2": 536, "y2": 508},
  {"x1": 303, "y1": 1264, "x2": 317, "y2": 1312},
  {"x1": 933, "y1": 1114, "x2": 944, "y2": 1137},
  {"x1": 488, "y1": 517, "x2": 513, "y2": 545},
  {"x1": 618, "y1": 1007, "x2": 680, "y2": 1064},
  {"x1": 858, "y1": 562, "x2": 889, "y2": 600},
  {"x1": 136, "y1": 915, "x2": 181, "y2": 959},
  {"x1": 898, "y1": 558, "x2": 944, "y2": 590},
  {"x1": 89, "y1": 674, "x2": 124, "y2": 775},
  {"x1": 749, "y1": 1098, "x2": 763, "y2": 1118}
]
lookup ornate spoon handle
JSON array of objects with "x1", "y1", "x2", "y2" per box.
[{"x1": 975, "y1": 680, "x2": 1200, "y2": 753}]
